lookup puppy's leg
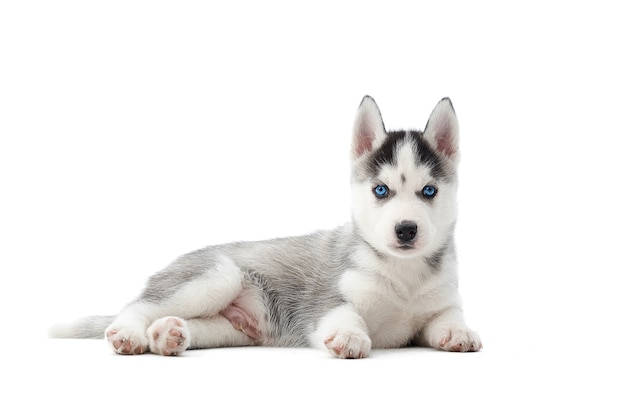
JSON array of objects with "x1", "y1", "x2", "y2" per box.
[
  {"x1": 144, "y1": 314, "x2": 257, "y2": 356},
  {"x1": 422, "y1": 306, "x2": 482, "y2": 352},
  {"x1": 312, "y1": 305, "x2": 372, "y2": 359},
  {"x1": 186, "y1": 316, "x2": 256, "y2": 349},
  {"x1": 105, "y1": 255, "x2": 246, "y2": 355}
]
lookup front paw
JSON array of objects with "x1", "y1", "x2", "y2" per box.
[
  {"x1": 436, "y1": 328, "x2": 482, "y2": 352},
  {"x1": 323, "y1": 330, "x2": 372, "y2": 359}
]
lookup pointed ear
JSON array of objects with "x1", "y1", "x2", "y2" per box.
[
  {"x1": 423, "y1": 97, "x2": 460, "y2": 163},
  {"x1": 352, "y1": 95, "x2": 386, "y2": 158}
]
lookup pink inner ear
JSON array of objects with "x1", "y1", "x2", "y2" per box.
[
  {"x1": 437, "y1": 132, "x2": 456, "y2": 157},
  {"x1": 432, "y1": 119, "x2": 457, "y2": 158},
  {"x1": 354, "y1": 120, "x2": 375, "y2": 157},
  {"x1": 354, "y1": 133, "x2": 373, "y2": 156}
]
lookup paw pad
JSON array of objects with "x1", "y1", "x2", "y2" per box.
[
  {"x1": 147, "y1": 316, "x2": 190, "y2": 356},
  {"x1": 105, "y1": 327, "x2": 148, "y2": 355}
]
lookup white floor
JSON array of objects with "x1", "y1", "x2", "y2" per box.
[
  {"x1": 3, "y1": 2, "x2": 626, "y2": 417},
  {"x1": 9, "y1": 337, "x2": 622, "y2": 417}
]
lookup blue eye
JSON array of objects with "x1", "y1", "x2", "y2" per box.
[
  {"x1": 422, "y1": 185, "x2": 437, "y2": 198},
  {"x1": 373, "y1": 185, "x2": 389, "y2": 198}
]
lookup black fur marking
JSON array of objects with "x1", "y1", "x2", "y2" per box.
[
  {"x1": 401, "y1": 174, "x2": 406, "y2": 184},
  {"x1": 409, "y1": 131, "x2": 447, "y2": 180},
  {"x1": 365, "y1": 131, "x2": 405, "y2": 176},
  {"x1": 364, "y1": 130, "x2": 449, "y2": 181}
]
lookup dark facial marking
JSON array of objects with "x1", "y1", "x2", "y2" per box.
[
  {"x1": 364, "y1": 131, "x2": 405, "y2": 176},
  {"x1": 408, "y1": 131, "x2": 447, "y2": 180},
  {"x1": 364, "y1": 130, "x2": 450, "y2": 181}
]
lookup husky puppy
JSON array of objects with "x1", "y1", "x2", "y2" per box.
[{"x1": 50, "y1": 96, "x2": 481, "y2": 358}]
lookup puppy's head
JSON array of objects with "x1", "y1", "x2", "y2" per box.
[{"x1": 350, "y1": 96, "x2": 460, "y2": 258}]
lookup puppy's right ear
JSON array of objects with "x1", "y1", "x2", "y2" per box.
[{"x1": 352, "y1": 95, "x2": 386, "y2": 158}]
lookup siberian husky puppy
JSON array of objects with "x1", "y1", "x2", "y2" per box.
[{"x1": 50, "y1": 96, "x2": 481, "y2": 358}]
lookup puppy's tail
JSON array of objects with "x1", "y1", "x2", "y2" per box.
[{"x1": 48, "y1": 315, "x2": 115, "y2": 339}]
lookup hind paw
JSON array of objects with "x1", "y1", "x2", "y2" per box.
[
  {"x1": 105, "y1": 326, "x2": 149, "y2": 355},
  {"x1": 147, "y1": 316, "x2": 190, "y2": 356}
]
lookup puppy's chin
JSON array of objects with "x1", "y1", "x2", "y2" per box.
[{"x1": 384, "y1": 242, "x2": 427, "y2": 259}]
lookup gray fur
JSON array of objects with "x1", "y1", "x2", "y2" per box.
[
  {"x1": 49, "y1": 96, "x2": 482, "y2": 357},
  {"x1": 141, "y1": 226, "x2": 355, "y2": 347}
]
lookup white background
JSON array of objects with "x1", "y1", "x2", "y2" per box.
[{"x1": 1, "y1": 1, "x2": 625, "y2": 416}]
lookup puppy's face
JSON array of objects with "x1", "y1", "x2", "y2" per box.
[
  {"x1": 350, "y1": 96, "x2": 460, "y2": 259},
  {"x1": 352, "y1": 133, "x2": 457, "y2": 258}
]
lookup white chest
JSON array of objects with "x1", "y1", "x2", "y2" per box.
[{"x1": 339, "y1": 268, "x2": 443, "y2": 348}]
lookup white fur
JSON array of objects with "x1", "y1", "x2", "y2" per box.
[
  {"x1": 50, "y1": 96, "x2": 481, "y2": 358},
  {"x1": 162, "y1": 255, "x2": 245, "y2": 318},
  {"x1": 336, "y1": 247, "x2": 465, "y2": 349},
  {"x1": 147, "y1": 316, "x2": 190, "y2": 356},
  {"x1": 312, "y1": 304, "x2": 372, "y2": 359},
  {"x1": 104, "y1": 255, "x2": 250, "y2": 354}
]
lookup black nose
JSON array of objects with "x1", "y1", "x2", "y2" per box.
[{"x1": 395, "y1": 221, "x2": 417, "y2": 243}]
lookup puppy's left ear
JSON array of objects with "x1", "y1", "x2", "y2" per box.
[{"x1": 424, "y1": 98, "x2": 460, "y2": 164}]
